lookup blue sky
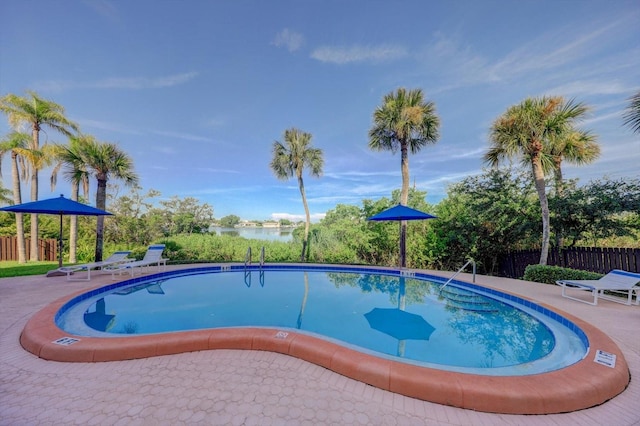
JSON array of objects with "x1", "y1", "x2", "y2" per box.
[{"x1": 1, "y1": 0, "x2": 638, "y2": 222}]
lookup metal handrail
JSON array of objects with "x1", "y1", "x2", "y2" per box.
[
  {"x1": 439, "y1": 259, "x2": 476, "y2": 292},
  {"x1": 260, "y1": 246, "x2": 265, "y2": 269},
  {"x1": 244, "y1": 247, "x2": 252, "y2": 270}
]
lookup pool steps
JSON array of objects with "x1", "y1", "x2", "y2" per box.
[{"x1": 440, "y1": 287, "x2": 498, "y2": 312}]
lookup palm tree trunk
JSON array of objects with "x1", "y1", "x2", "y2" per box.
[
  {"x1": 553, "y1": 157, "x2": 564, "y2": 249},
  {"x1": 400, "y1": 142, "x2": 410, "y2": 268},
  {"x1": 29, "y1": 127, "x2": 39, "y2": 261},
  {"x1": 29, "y1": 170, "x2": 38, "y2": 261},
  {"x1": 298, "y1": 174, "x2": 310, "y2": 261},
  {"x1": 10, "y1": 153, "x2": 26, "y2": 263},
  {"x1": 553, "y1": 157, "x2": 564, "y2": 196},
  {"x1": 532, "y1": 159, "x2": 550, "y2": 265},
  {"x1": 69, "y1": 182, "x2": 79, "y2": 263},
  {"x1": 94, "y1": 176, "x2": 107, "y2": 262}
]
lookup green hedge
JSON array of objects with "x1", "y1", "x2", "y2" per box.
[{"x1": 523, "y1": 264, "x2": 603, "y2": 285}]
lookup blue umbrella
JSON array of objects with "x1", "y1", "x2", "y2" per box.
[
  {"x1": 367, "y1": 204, "x2": 437, "y2": 267},
  {"x1": 0, "y1": 195, "x2": 112, "y2": 267},
  {"x1": 364, "y1": 307, "x2": 435, "y2": 341},
  {"x1": 367, "y1": 204, "x2": 436, "y2": 221}
]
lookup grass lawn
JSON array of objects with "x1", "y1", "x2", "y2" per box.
[{"x1": 0, "y1": 261, "x2": 65, "y2": 278}]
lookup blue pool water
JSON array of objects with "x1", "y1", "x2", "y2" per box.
[{"x1": 56, "y1": 265, "x2": 588, "y2": 375}]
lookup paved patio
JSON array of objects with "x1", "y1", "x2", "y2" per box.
[{"x1": 1, "y1": 265, "x2": 638, "y2": 425}]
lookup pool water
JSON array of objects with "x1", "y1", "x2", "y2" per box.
[{"x1": 57, "y1": 267, "x2": 587, "y2": 375}]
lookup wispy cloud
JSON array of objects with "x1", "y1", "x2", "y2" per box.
[
  {"x1": 153, "y1": 146, "x2": 176, "y2": 155},
  {"x1": 82, "y1": 0, "x2": 120, "y2": 23},
  {"x1": 75, "y1": 117, "x2": 143, "y2": 135},
  {"x1": 323, "y1": 170, "x2": 399, "y2": 180},
  {"x1": 203, "y1": 116, "x2": 227, "y2": 128},
  {"x1": 420, "y1": 14, "x2": 638, "y2": 92},
  {"x1": 582, "y1": 110, "x2": 624, "y2": 126},
  {"x1": 543, "y1": 80, "x2": 631, "y2": 98},
  {"x1": 196, "y1": 167, "x2": 242, "y2": 174},
  {"x1": 35, "y1": 72, "x2": 199, "y2": 92},
  {"x1": 311, "y1": 44, "x2": 408, "y2": 64},
  {"x1": 153, "y1": 130, "x2": 215, "y2": 143},
  {"x1": 272, "y1": 28, "x2": 304, "y2": 52}
]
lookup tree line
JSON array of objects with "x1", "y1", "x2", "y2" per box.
[{"x1": 1, "y1": 88, "x2": 639, "y2": 269}]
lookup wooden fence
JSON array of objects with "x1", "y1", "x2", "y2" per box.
[
  {"x1": 499, "y1": 247, "x2": 640, "y2": 278},
  {"x1": 0, "y1": 236, "x2": 58, "y2": 262}
]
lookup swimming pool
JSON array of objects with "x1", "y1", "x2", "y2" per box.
[
  {"x1": 56, "y1": 265, "x2": 586, "y2": 376},
  {"x1": 22, "y1": 264, "x2": 630, "y2": 414}
]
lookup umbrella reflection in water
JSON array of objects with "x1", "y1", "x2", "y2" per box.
[
  {"x1": 84, "y1": 298, "x2": 115, "y2": 332},
  {"x1": 364, "y1": 278, "x2": 435, "y2": 356}
]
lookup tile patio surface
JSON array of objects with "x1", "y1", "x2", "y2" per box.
[{"x1": 1, "y1": 264, "x2": 638, "y2": 425}]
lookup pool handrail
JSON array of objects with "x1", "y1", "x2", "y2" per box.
[
  {"x1": 244, "y1": 247, "x2": 251, "y2": 269},
  {"x1": 440, "y1": 258, "x2": 476, "y2": 292}
]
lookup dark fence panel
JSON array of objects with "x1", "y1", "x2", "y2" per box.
[
  {"x1": 499, "y1": 247, "x2": 640, "y2": 278},
  {"x1": 0, "y1": 237, "x2": 57, "y2": 262}
]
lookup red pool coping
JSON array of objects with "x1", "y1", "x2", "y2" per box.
[{"x1": 21, "y1": 287, "x2": 629, "y2": 414}]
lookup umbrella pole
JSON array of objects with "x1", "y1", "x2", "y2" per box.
[
  {"x1": 58, "y1": 214, "x2": 63, "y2": 268},
  {"x1": 399, "y1": 221, "x2": 407, "y2": 268}
]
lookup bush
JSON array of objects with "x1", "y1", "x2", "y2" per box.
[{"x1": 523, "y1": 264, "x2": 603, "y2": 285}]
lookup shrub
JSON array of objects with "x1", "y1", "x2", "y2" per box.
[{"x1": 523, "y1": 264, "x2": 603, "y2": 285}]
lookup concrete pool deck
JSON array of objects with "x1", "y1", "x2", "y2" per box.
[{"x1": 1, "y1": 264, "x2": 638, "y2": 425}]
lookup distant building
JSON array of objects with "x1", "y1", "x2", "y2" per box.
[{"x1": 237, "y1": 220, "x2": 258, "y2": 228}]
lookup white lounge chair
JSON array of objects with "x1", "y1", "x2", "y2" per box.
[
  {"x1": 58, "y1": 251, "x2": 133, "y2": 281},
  {"x1": 556, "y1": 269, "x2": 640, "y2": 306},
  {"x1": 106, "y1": 244, "x2": 168, "y2": 279}
]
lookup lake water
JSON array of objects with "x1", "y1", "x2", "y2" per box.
[{"x1": 211, "y1": 227, "x2": 294, "y2": 242}]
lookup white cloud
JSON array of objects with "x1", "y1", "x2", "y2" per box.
[
  {"x1": 153, "y1": 130, "x2": 215, "y2": 143},
  {"x1": 94, "y1": 72, "x2": 199, "y2": 89},
  {"x1": 271, "y1": 212, "x2": 325, "y2": 222},
  {"x1": 311, "y1": 44, "x2": 408, "y2": 64},
  {"x1": 35, "y1": 72, "x2": 199, "y2": 92},
  {"x1": 272, "y1": 29, "x2": 304, "y2": 52}
]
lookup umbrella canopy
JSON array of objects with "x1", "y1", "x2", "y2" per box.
[
  {"x1": 0, "y1": 195, "x2": 111, "y2": 216},
  {"x1": 367, "y1": 204, "x2": 437, "y2": 267},
  {"x1": 367, "y1": 204, "x2": 437, "y2": 221},
  {"x1": 0, "y1": 195, "x2": 112, "y2": 267},
  {"x1": 364, "y1": 307, "x2": 435, "y2": 341}
]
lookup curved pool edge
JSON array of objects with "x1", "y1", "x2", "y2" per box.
[{"x1": 20, "y1": 268, "x2": 630, "y2": 415}]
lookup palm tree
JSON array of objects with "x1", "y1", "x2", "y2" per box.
[
  {"x1": 368, "y1": 87, "x2": 440, "y2": 267},
  {"x1": 548, "y1": 130, "x2": 600, "y2": 196},
  {"x1": 485, "y1": 96, "x2": 591, "y2": 265},
  {"x1": 270, "y1": 128, "x2": 324, "y2": 261},
  {"x1": 0, "y1": 91, "x2": 78, "y2": 260},
  {"x1": 622, "y1": 90, "x2": 640, "y2": 134},
  {"x1": 547, "y1": 129, "x2": 600, "y2": 249},
  {"x1": 0, "y1": 132, "x2": 30, "y2": 262},
  {"x1": 51, "y1": 136, "x2": 92, "y2": 263},
  {"x1": 76, "y1": 139, "x2": 138, "y2": 261}
]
